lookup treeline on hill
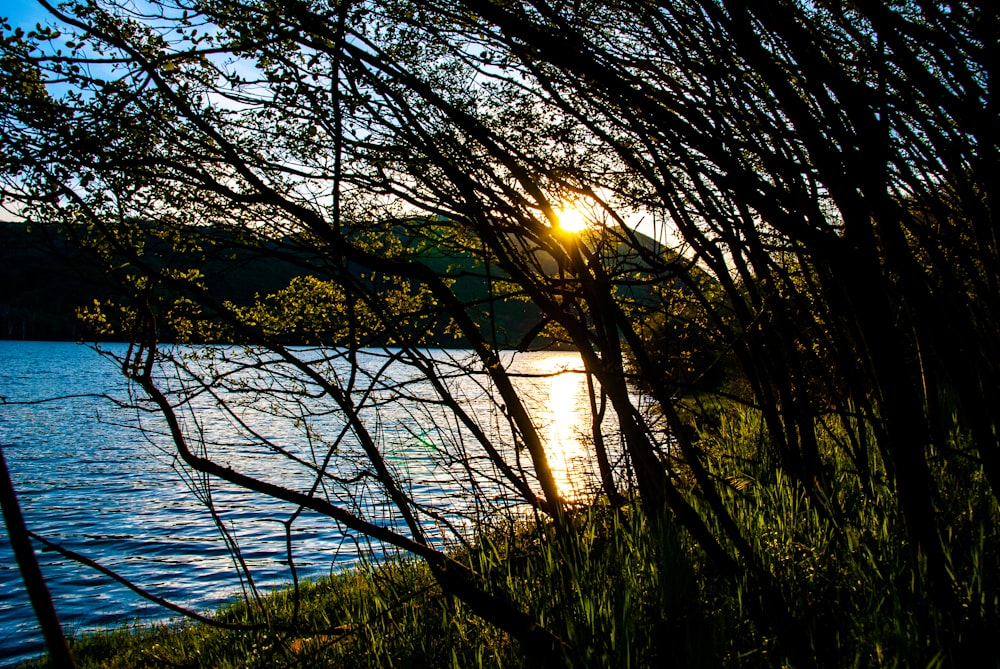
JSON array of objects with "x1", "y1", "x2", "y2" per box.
[
  {"x1": 0, "y1": 220, "x2": 560, "y2": 347},
  {"x1": 0, "y1": 221, "x2": 102, "y2": 340},
  {"x1": 1, "y1": 219, "x2": 697, "y2": 360}
]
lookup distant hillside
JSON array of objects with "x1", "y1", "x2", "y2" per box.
[
  {"x1": 1, "y1": 220, "x2": 664, "y2": 347},
  {"x1": 0, "y1": 222, "x2": 106, "y2": 340},
  {"x1": 0, "y1": 221, "x2": 545, "y2": 346}
]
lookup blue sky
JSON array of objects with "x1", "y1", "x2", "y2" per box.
[{"x1": 3, "y1": 1, "x2": 57, "y2": 30}]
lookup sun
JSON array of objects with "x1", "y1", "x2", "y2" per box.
[{"x1": 555, "y1": 206, "x2": 587, "y2": 233}]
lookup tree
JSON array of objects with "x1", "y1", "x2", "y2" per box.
[{"x1": 2, "y1": 0, "x2": 997, "y2": 665}]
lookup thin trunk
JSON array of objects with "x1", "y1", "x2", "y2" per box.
[
  {"x1": 0, "y1": 447, "x2": 76, "y2": 669},
  {"x1": 585, "y1": 370, "x2": 622, "y2": 505},
  {"x1": 837, "y1": 248, "x2": 959, "y2": 626}
]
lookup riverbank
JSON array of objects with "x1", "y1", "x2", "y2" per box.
[
  {"x1": 20, "y1": 405, "x2": 1000, "y2": 667},
  {"x1": 0, "y1": 342, "x2": 607, "y2": 664},
  {"x1": 20, "y1": 504, "x2": 717, "y2": 668}
]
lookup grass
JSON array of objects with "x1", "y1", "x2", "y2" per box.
[
  {"x1": 22, "y1": 404, "x2": 1000, "y2": 668},
  {"x1": 696, "y1": 404, "x2": 1000, "y2": 667}
]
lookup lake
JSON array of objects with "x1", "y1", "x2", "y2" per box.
[{"x1": 0, "y1": 341, "x2": 627, "y2": 665}]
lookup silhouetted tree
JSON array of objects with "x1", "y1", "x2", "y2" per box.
[{"x1": 2, "y1": 0, "x2": 996, "y2": 664}]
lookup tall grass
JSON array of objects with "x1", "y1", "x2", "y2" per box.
[
  {"x1": 698, "y1": 404, "x2": 1000, "y2": 667},
  {"x1": 24, "y1": 404, "x2": 1000, "y2": 668}
]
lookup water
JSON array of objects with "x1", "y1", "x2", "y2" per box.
[{"x1": 0, "y1": 341, "x2": 619, "y2": 665}]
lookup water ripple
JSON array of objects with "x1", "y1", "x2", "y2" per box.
[{"x1": 0, "y1": 341, "x2": 626, "y2": 665}]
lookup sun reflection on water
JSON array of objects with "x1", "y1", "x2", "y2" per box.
[{"x1": 536, "y1": 354, "x2": 592, "y2": 498}]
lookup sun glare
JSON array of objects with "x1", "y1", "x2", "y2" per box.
[{"x1": 555, "y1": 206, "x2": 587, "y2": 233}]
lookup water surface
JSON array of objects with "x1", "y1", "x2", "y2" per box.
[{"x1": 0, "y1": 341, "x2": 616, "y2": 665}]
